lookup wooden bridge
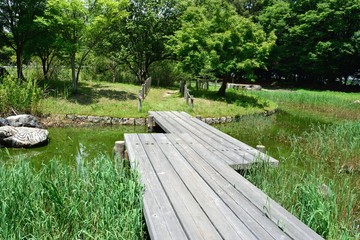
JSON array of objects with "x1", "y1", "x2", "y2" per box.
[{"x1": 116, "y1": 111, "x2": 323, "y2": 240}]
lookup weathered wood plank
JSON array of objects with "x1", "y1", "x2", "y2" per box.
[
  {"x1": 167, "y1": 133, "x2": 323, "y2": 240},
  {"x1": 177, "y1": 111, "x2": 279, "y2": 166},
  {"x1": 166, "y1": 133, "x2": 290, "y2": 240},
  {"x1": 138, "y1": 134, "x2": 223, "y2": 239},
  {"x1": 124, "y1": 134, "x2": 188, "y2": 240},
  {"x1": 123, "y1": 111, "x2": 323, "y2": 240},
  {"x1": 166, "y1": 111, "x2": 258, "y2": 166},
  {"x1": 154, "y1": 111, "x2": 258, "y2": 169},
  {"x1": 152, "y1": 134, "x2": 259, "y2": 240},
  {"x1": 153, "y1": 111, "x2": 250, "y2": 168},
  {"x1": 148, "y1": 111, "x2": 183, "y2": 133}
]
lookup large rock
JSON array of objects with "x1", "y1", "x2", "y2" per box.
[
  {"x1": 6, "y1": 114, "x2": 44, "y2": 128},
  {"x1": 0, "y1": 126, "x2": 49, "y2": 148},
  {"x1": 0, "y1": 118, "x2": 9, "y2": 126}
]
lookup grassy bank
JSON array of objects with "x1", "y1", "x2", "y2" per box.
[
  {"x1": 0, "y1": 156, "x2": 144, "y2": 239},
  {"x1": 216, "y1": 89, "x2": 360, "y2": 239},
  {"x1": 39, "y1": 81, "x2": 277, "y2": 118},
  {"x1": 251, "y1": 89, "x2": 360, "y2": 122}
]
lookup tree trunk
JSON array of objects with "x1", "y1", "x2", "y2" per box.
[
  {"x1": 16, "y1": 48, "x2": 24, "y2": 80},
  {"x1": 71, "y1": 52, "x2": 77, "y2": 94},
  {"x1": 41, "y1": 57, "x2": 48, "y2": 80},
  {"x1": 217, "y1": 77, "x2": 228, "y2": 96}
]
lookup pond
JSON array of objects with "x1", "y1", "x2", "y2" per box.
[
  {"x1": 215, "y1": 109, "x2": 328, "y2": 159},
  {"x1": 1, "y1": 110, "x2": 324, "y2": 166},
  {"x1": 0, "y1": 125, "x2": 145, "y2": 167}
]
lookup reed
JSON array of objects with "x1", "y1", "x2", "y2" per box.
[
  {"x1": 0, "y1": 155, "x2": 144, "y2": 239},
  {"x1": 219, "y1": 118, "x2": 360, "y2": 239},
  {"x1": 250, "y1": 89, "x2": 360, "y2": 122}
]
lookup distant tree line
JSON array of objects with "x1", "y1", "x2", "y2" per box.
[{"x1": 1, "y1": 0, "x2": 359, "y2": 94}]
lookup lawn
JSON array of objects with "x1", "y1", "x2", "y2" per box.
[{"x1": 40, "y1": 81, "x2": 277, "y2": 118}]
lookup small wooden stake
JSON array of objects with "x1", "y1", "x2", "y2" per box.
[
  {"x1": 148, "y1": 115, "x2": 154, "y2": 132},
  {"x1": 114, "y1": 141, "x2": 126, "y2": 160},
  {"x1": 256, "y1": 145, "x2": 266, "y2": 153}
]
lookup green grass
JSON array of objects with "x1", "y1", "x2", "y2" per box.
[
  {"x1": 0, "y1": 156, "x2": 144, "y2": 239},
  {"x1": 250, "y1": 89, "x2": 360, "y2": 122},
  {"x1": 0, "y1": 76, "x2": 43, "y2": 115},
  {"x1": 216, "y1": 88, "x2": 360, "y2": 239},
  {"x1": 39, "y1": 80, "x2": 277, "y2": 118}
]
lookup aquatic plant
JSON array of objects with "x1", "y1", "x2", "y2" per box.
[{"x1": 0, "y1": 155, "x2": 144, "y2": 239}]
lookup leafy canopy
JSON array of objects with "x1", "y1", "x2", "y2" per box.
[{"x1": 168, "y1": 0, "x2": 276, "y2": 82}]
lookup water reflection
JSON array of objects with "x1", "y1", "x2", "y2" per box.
[{"x1": 0, "y1": 126, "x2": 144, "y2": 167}]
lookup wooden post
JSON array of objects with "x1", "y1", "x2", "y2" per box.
[
  {"x1": 256, "y1": 145, "x2": 266, "y2": 153},
  {"x1": 138, "y1": 97, "x2": 142, "y2": 111},
  {"x1": 141, "y1": 84, "x2": 145, "y2": 99},
  {"x1": 148, "y1": 115, "x2": 154, "y2": 132},
  {"x1": 190, "y1": 96, "x2": 194, "y2": 109},
  {"x1": 114, "y1": 140, "x2": 126, "y2": 163},
  {"x1": 180, "y1": 80, "x2": 184, "y2": 94}
]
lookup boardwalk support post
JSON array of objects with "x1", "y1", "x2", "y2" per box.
[
  {"x1": 114, "y1": 141, "x2": 126, "y2": 161},
  {"x1": 138, "y1": 94, "x2": 142, "y2": 112},
  {"x1": 148, "y1": 115, "x2": 154, "y2": 132},
  {"x1": 256, "y1": 145, "x2": 266, "y2": 153}
]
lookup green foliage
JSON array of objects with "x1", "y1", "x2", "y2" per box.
[
  {"x1": 0, "y1": 155, "x2": 144, "y2": 239},
  {"x1": 168, "y1": 0, "x2": 276, "y2": 95},
  {"x1": 37, "y1": 0, "x2": 129, "y2": 92},
  {"x1": 0, "y1": 76, "x2": 43, "y2": 115},
  {"x1": 258, "y1": 0, "x2": 360, "y2": 85},
  {"x1": 149, "y1": 60, "x2": 188, "y2": 87},
  {"x1": 251, "y1": 89, "x2": 360, "y2": 122},
  {"x1": 0, "y1": 0, "x2": 46, "y2": 79},
  {"x1": 99, "y1": 0, "x2": 182, "y2": 83},
  {"x1": 219, "y1": 119, "x2": 359, "y2": 238},
  {"x1": 217, "y1": 89, "x2": 360, "y2": 238}
]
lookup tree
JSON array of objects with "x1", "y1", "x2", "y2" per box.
[
  {"x1": 258, "y1": 0, "x2": 360, "y2": 86},
  {"x1": 168, "y1": 0, "x2": 275, "y2": 96},
  {"x1": 99, "y1": 0, "x2": 183, "y2": 83},
  {"x1": 38, "y1": 0, "x2": 128, "y2": 93},
  {"x1": 0, "y1": 0, "x2": 45, "y2": 80},
  {"x1": 25, "y1": 20, "x2": 59, "y2": 80},
  {"x1": 227, "y1": 0, "x2": 273, "y2": 17}
]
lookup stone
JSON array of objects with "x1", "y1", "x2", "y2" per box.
[
  {"x1": 252, "y1": 85, "x2": 262, "y2": 91},
  {"x1": 0, "y1": 126, "x2": 49, "y2": 148},
  {"x1": 103, "y1": 117, "x2": 112, "y2": 124},
  {"x1": 88, "y1": 116, "x2": 101, "y2": 123},
  {"x1": 6, "y1": 114, "x2": 44, "y2": 128},
  {"x1": 135, "y1": 118, "x2": 145, "y2": 126},
  {"x1": 220, "y1": 117, "x2": 227, "y2": 124},
  {"x1": 111, "y1": 117, "x2": 121, "y2": 125},
  {"x1": 0, "y1": 118, "x2": 9, "y2": 126}
]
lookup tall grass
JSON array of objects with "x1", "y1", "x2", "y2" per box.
[
  {"x1": 250, "y1": 89, "x2": 360, "y2": 122},
  {"x1": 0, "y1": 156, "x2": 144, "y2": 239},
  {"x1": 239, "y1": 121, "x2": 360, "y2": 239},
  {"x1": 0, "y1": 76, "x2": 43, "y2": 115}
]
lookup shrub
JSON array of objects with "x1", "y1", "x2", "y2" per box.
[{"x1": 0, "y1": 76, "x2": 43, "y2": 115}]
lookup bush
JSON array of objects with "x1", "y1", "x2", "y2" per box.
[{"x1": 0, "y1": 76, "x2": 43, "y2": 115}]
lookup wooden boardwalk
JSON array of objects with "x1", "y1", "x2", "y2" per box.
[
  {"x1": 120, "y1": 111, "x2": 323, "y2": 240},
  {"x1": 149, "y1": 111, "x2": 278, "y2": 169}
]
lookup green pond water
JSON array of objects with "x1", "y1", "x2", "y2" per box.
[
  {"x1": 216, "y1": 109, "x2": 327, "y2": 159},
  {"x1": 0, "y1": 125, "x2": 145, "y2": 167},
  {"x1": 0, "y1": 110, "x2": 324, "y2": 166}
]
